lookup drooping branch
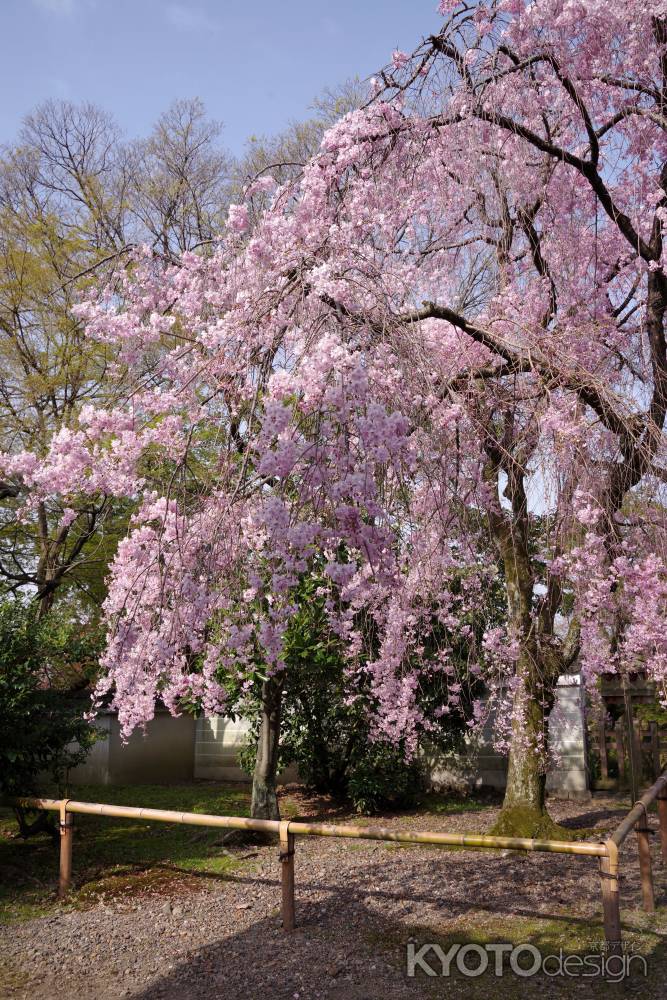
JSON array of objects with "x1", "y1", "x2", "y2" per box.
[
  {"x1": 396, "y1": 302, "x2": 645, "y2": 445},
  {"x1": 469, "y1": 107, "x2": 654, "y2": 262}
]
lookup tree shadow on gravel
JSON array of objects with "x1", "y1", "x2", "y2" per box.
[
  {"x1": 125, "y1": 845, "x2": 667, "y2": 1000},
  {"x1": 9, "y1": 842, "x2": 667, "y2": 1000},
  {"x1": 557, "y1": 807, "x2": 629, "y2": 830},
  {"x1": 127, "y1": 893, "x2": 667, "y2": 1000},
  {"x1": 147, "y1": 843, "x2": 667, "y2": 933}
]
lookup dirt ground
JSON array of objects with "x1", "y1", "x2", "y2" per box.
[{"x1": 1, "y1": 791, "x2": 666, "y2": 1000}]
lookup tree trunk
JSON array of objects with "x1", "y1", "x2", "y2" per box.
[
  {"x1": 251, "y1": 677, "x2": 283, "y2": 821},
  {"x1": 503, "y1": 682, "x2": 547, "y2": 814},
  {"x1": 482, "y1": 450, "x2": 571, "y2": 839},
  {"x1": 493, "y1": 646, "x2": 567, "y2": 838}
]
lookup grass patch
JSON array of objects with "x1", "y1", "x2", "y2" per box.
[
  {"x1": 416, "y1": 792, "x2": 492, "y2": 816},
  {"x1": 367, "y1": 907, "x2": 667, "y2": 998},
  {"x1": 0, "y1": 782, "x2": 260, "y2": 924},
  {"x1": 0, "y1": 958, "x2": 30, "y2": 995}
]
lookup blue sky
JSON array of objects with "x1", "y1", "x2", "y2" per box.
[{"x1": 1, "y1": 0, "x2": 441, "y2": 153}]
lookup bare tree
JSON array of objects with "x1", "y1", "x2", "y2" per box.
[
  {"x1": 0, "y1": 98, "x2": 234, "y2": 611},
  {"x1": 126, "y1": 98, "x2": 232, "y2": 256}
]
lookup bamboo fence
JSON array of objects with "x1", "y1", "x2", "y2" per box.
[{"x1": 9, "y1": 773, "x2": 667, "y2": 954}]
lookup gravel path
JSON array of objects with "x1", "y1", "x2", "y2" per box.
[{"x1": 2, "y1": 795, "x2": 666, "y2": 1000}]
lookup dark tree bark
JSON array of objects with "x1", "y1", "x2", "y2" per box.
[
  {"x1": 482, "y1": 448, "x2": 570, "y2": 837},
  {"x1": 251, "y1": 676, "x2": 283, "y2": 821}
]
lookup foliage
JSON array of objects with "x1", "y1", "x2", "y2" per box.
[
  {"x1": 0, "y1": 98, "x2": 233, "y2": 615},
  {"x1": 635, "y1": 701, "x2": 667, "y2": 728},
  {"x1": 0, "y1": 600, "x2": 101, "y2": 797},
  {"x1": 344, "y1": 741, "x2": 425, "y2": 814},
  {"x1": 236, "y1": 570, "x2": 490, "y2": 813}
]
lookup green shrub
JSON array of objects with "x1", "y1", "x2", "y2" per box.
[
  {"x1": 344, "y1": 740, "x2": 425, "y2": 813},
  {"x1": 230, "y1": 549, "x2": 508, "y2": 814},
  {"x1": 234, "y1": 572, "x2": 473, "y2": 814},
  {"x1": 0, "y1": 599, "x2": 100, "y2": 799}
]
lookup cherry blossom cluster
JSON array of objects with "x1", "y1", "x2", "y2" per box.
[{"x1": 2, "y1": 0, "x2": 667, "y2": 763}]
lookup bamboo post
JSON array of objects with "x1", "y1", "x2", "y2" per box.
[
  {"x1": 650, "y1": 722, "x2": 661, "y2": 780},
  {"x1": 58, "y1": 799, "x2": 73, "y2": 898},
  {"x1": 635, "y1": 808, "x2": 655, "y2": 913},
  {"x1": 599, "y1": 712, "x2": 609, "y2": 781},
  {"x1": 279, "y1": 820, "x2": 295, "y2": 931},
  {"x1": 633, "y1": 727, "x2": 643, "y2": 790},
  {"x1": 615, "y1": 719, "x2": 626, "y2": 785},
  {"x1": 600, "y1": 840, "x2": 622, "y2": 957},
  {"x1": 622, "y1": 679, "x2": 640, "y2": 802},
  {"x1": 657, "y1": 790, "x2": 667, "y2": 864}
]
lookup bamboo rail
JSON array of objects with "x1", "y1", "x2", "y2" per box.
[{"x1": 8, "y1": 775, "x2": 667, "y2": 954}]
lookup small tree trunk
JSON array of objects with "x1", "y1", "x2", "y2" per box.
[{"x1": 251, "y1": 677, "x2": 283, "y2": 821}]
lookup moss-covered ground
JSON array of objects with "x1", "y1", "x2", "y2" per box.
[{"x1": 0, "y1": 782, "x2": 266, "y2": 924}]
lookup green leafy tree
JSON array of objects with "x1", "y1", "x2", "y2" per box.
[
  {"x1": 0, "y1": 600, "x2": 102, "y2": 834},
  {"x1": 0, "y1": 99, "x2": 234, "y2": 614},
  {"x1": 236, "y1": 568, "x2": 499, "y2": 813}
]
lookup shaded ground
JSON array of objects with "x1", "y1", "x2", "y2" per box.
[
  {"x1": 1, "y1": 786, "x2": 666, "y2": 999},
  {"x1": 0, "y1": 783, "x2": 260, "y2": 924}
]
